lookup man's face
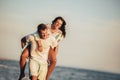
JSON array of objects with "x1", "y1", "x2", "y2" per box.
[{"x1": 39, "y1": 29, "x2": 49, "y2": 39}]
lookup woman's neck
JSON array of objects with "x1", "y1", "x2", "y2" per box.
[
  {"x1": 51, "y1": 26, "x2": 59, "y2": 32},
  {"x1": 51, "y1": 28, "x2": 62, "y2": 34}
]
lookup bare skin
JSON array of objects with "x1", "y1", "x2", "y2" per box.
[
  {"x1": 19, "y1": 37, "x2": 30, "y2": 80},
  {"x1": 46, "y1": 46, "x2": 58, "y2": 80},
  {"x1": 46, "y1": 19, "x2": 63, "y2": 80},
  {"x1": 19, "y1": 17, "x2": 66, "y2": 80}
]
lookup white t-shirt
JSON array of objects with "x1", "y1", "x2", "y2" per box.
[
  {"x1": 47, "y1": 24, "x2": 64, "y2": 44},
  {"x1": 22, "y1": 24, "x2": 64, "y2": 52},
  {"x1": 26, "y1": 32, "x2": 57, "y2": 64}
]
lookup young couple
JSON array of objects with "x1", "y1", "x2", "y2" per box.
[{"x1": 19, "y1": 16, "x2": 66, "y2": 80}]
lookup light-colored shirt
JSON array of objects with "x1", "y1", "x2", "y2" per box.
[
  {"x1": 26, "y1": 32, "x2": 57, "y2": 64},
  {"x1": 22, "y1": 24, "x2": 64, "y2": 52},
  {"x1": 47, "y1": 24, "x2": 64, "y2": 44}
]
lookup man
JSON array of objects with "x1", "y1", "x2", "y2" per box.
[
  {"x1": 19, "y1": 16, "x2": 66, "y2": 80},
  {"x1": 19, "y1": 23, "x2": 57, "y2": 80}
]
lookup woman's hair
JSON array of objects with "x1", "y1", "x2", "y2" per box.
[{"x1": 52, "y1": 16, "x2": 66, "y2": 37}]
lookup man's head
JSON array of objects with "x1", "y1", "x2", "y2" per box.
[{"x1": 37, "y1": 23, "x2": 49, "y2": 39}]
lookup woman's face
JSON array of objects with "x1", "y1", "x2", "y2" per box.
[{"x1": 53, "y1": 19, "x2": 63, "y2": 29}]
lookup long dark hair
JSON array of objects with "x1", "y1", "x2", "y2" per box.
[{"x1": 52, "y1": 16, "x2": 66, "y2": 38}]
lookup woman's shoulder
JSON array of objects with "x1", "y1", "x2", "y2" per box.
[
  {"x1": 57, "y1": 29, "x2": 62, "y2": 34},
  {"x1": 46, "y1": 24, "x2": 51, "y2": 29}
]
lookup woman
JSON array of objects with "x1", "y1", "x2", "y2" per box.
[
  {"x1": 19, "y1": 16, "x2": 66, "y2": 80},
  {"x1": 46, "y1": 16, "x2": 66, "y2": 80}
]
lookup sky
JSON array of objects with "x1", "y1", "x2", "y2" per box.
[{"x1": 0, "y1": 0, "x2": 120, "y2": 74}]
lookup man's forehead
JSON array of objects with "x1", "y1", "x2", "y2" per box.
[{"x1": 41, "y1": 29, "x2": 48, "y2": 32}]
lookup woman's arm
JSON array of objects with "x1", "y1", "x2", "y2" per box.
[{"x1": 36, "y1": 40, "x2": 43, "y2": 52}]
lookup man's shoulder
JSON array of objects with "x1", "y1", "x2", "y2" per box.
[{"x1": 25, "y1": 31, "x2": 36, "y2": 37}]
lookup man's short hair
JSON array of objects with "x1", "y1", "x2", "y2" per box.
[{"x1": 37, "y1": 23, "x2": 47, "y2": 33}]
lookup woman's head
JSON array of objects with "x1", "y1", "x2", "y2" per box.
[{"x1": 52, "y1": 16, "x2": 66, "y2": 37}]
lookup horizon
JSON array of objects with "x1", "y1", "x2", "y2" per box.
[
  {"x1": 0, "y1": 0, "x2": 120, "y2": 74},
  {"x1": 1, "y1": 59, "x2": 120, "y2": 80},
  {"x1": 0, "y1": 58, "x2": 120, "y2": 74},
  {"x1": 0, "y1": 58, "x2": 120, "y2": 75}
]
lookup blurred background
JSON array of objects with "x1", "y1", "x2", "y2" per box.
[{"x1": 0, "y1": 0, "x2": 120, "y2": 74}]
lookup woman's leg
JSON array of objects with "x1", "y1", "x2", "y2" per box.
[
  {"x1": 19, "y1": 37, "x2": 30, "y2": 80},
  {"x1": 31, "y1": 76, "x2": 37, "y2": 80},
  {"x1": 46, "y1": 46, "x2": 58, "y2": 80},
  {"x1": 19, "y1": 48, "x2": 29, "y2": 79}
]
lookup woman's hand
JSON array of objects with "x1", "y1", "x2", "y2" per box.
[{"x1": 37, "y1": 40, "x2": 43, "y2": 52}]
